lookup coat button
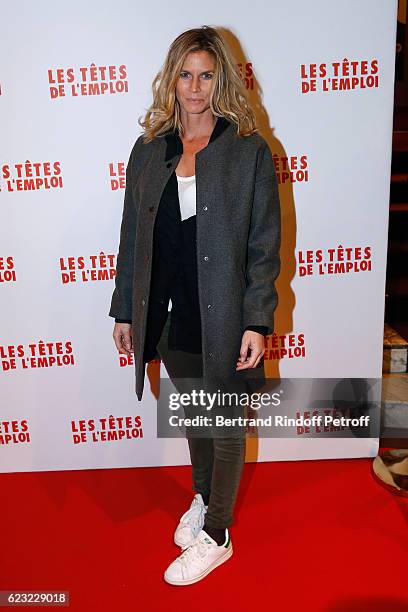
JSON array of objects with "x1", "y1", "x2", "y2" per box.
[
  {"x1": 202, "y1": 206, "x2": 208, "y2": 211},
  {"x1": 148, "y1": 206, "x2": 155, "y2": 212},
  {"x1": 142, "y1": 299, "x2": 146, "y2": 306},
  {"x1": 204, "y1": 256, "x2": 209, "y2": 261},
  {"x1": 208, "y1": 352, "x2": 213, "y2": 357},
  {"x1": 207, "y1": 304, "x2": 212, "y2": 309},
  {"x1": 166, "y1": 162, "x2": 172, "y2": 168}
]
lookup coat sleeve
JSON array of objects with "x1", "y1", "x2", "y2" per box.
[
  {"x1": 244, "y1": 325, "x2": 269, "y2": 336},
  {"x1": 108, "y1": 137, "x2": 142, "y2": 321},
  {"x1": 242, "y1": 141, "x2": 281, "y2": 335}
]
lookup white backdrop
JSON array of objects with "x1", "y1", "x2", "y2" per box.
[{"x1": 0, "y1": 0, "x2": 397, "y2": 472}]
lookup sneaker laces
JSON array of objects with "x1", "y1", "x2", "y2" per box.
[
  {"x1": 181, "y1": 497, "x2": 207, "y2": 534},
  {"x1": 178, "y1": 538, "x2": 211, "y2": 568}
]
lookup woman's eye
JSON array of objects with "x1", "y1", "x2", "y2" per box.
[{"x1": 179, "y1": 72, "x2": 213, "y2": 79}]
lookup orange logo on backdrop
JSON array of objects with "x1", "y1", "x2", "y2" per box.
[
  {"x1": 71, "y1": 415, "x2": 143, "y2": 445},
  {"x1": 59, "y1": 253, "x2": 117, "y2": 284},
  {"x1": 0, "y1": 341, "x2": 74, "y2": 371},
  {"x1": 298, "y1": 246, "x2": 372, "y2": 276},
  {"x1": 0, "y1": 419, "x2": 30, "y2": 446},
  {"x1": 300, "y1": 58, "x2": 379, "y2": 93},
  {"x1": 0, "y1": 256, "x2": 16, "y2": 283},
  {"x1": 273, "y1": 155, "x2": 309, "y2": 184},
  {"x1": 264, "y1": 333, "x2": 306, "y2": 362},
  {"x1": 109, "y1": 162, "x2": 126, "y2": 191},
  {"x1": 48, "y1": 64, "x2": 128, "y2": 99},
  {"x1": 1, "y1": 161, "x2": 62, "y2": 192}
]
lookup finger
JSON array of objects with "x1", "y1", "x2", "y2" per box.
[
  {"x1": 245, "y1": 344, "x2": 264, "y2": 369},
  {"x1": 113, "y1": 331, "x2": 132, "y2": 355},
  {"x1": 246, "y1": 352, "x2": 259, "y2": 368},
  {"x1": 236, "y1": 357, "x2": 249, "y2": 369},
  {"x1": 113, "y1": 331, "x2": 124, "y2": 353},
  {"x1": 243, "y1": 342, "x2": 260, "y2": 368},
  {"x1": 121, "y1": 332, "x2": 133, "y2": 354},
  {"x1": 236, "y1": 358, "x2": 251, "y2": 370},
  {"x1": 253, "y1": 349, "x2": 265, "y2": 368},
  {"x1": 239, "y1": 339, "x2": 250, "y2": 363},
  {"x1": 121, "y1": 332, "x2": 132, "y2": 350}
]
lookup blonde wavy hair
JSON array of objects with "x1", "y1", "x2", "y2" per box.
[{"x1": 139, "y1": 26, "x2": 257, "y2": 142}]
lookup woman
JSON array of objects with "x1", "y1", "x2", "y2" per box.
[{"x1": 109, "y1": 26, "x2": 281, "y2": 585}]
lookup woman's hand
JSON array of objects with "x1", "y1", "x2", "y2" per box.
[
  {"x1": 236, "y1": 330, "x2": 265, "y2": 370},
  {"x1": 113, "y1": 322, "x2": 133, "y2": 356}
]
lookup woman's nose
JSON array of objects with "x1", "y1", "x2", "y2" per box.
[{"x1": 191, "y1": 77, "x2": 200, "y2": 92}]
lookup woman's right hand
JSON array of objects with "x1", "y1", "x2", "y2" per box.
[{"x1": 113, "y1": 322, "x2": 134, "y2": 356}]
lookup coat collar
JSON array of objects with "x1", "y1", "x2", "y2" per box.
[{"x1": 163, "y1": 115, "x2": 232, "y2": 161}]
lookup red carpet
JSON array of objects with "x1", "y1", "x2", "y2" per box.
[{"x1": 1, "y1": 452, "x2": 407, "y2": 611}]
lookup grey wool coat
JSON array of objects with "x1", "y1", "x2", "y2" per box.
[{"x1": 109, "y1": 117, "x2": 281, "y2": 401}]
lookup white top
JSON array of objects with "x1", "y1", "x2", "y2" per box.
[
  {"x1": 168, "y1": 174, "x2": 196, "y2": 311},
  {"x1": 176, "y1": 174, "x2": 196, "y2": 221}
]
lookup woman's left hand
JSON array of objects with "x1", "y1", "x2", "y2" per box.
[{"x1": 236, "y1": 330, "x2": 265, "y2": 370}]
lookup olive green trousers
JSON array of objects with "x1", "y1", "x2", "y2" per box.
[{"x1": 156, "y1": 313, "x2": 246, "y2": 530}]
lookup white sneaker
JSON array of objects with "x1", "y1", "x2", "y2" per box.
[
  {"x1": 164, "y1": 528, "x2": 233, "y2": 586},
  {"x1": 174, "y1": 493, "x2": 208, "y2": 549}
]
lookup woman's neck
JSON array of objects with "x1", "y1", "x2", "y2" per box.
[{"x1": 179, "y1": 110, "x2": 216, "y2": 142}]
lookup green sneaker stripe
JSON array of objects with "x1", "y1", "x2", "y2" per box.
[{"x1": 224, "y1": 533, "x2": 230, "y2": 548}]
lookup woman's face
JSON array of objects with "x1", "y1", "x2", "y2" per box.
[{"x1": 175, "y1": 50, "x2": 216, "y2": 116}]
